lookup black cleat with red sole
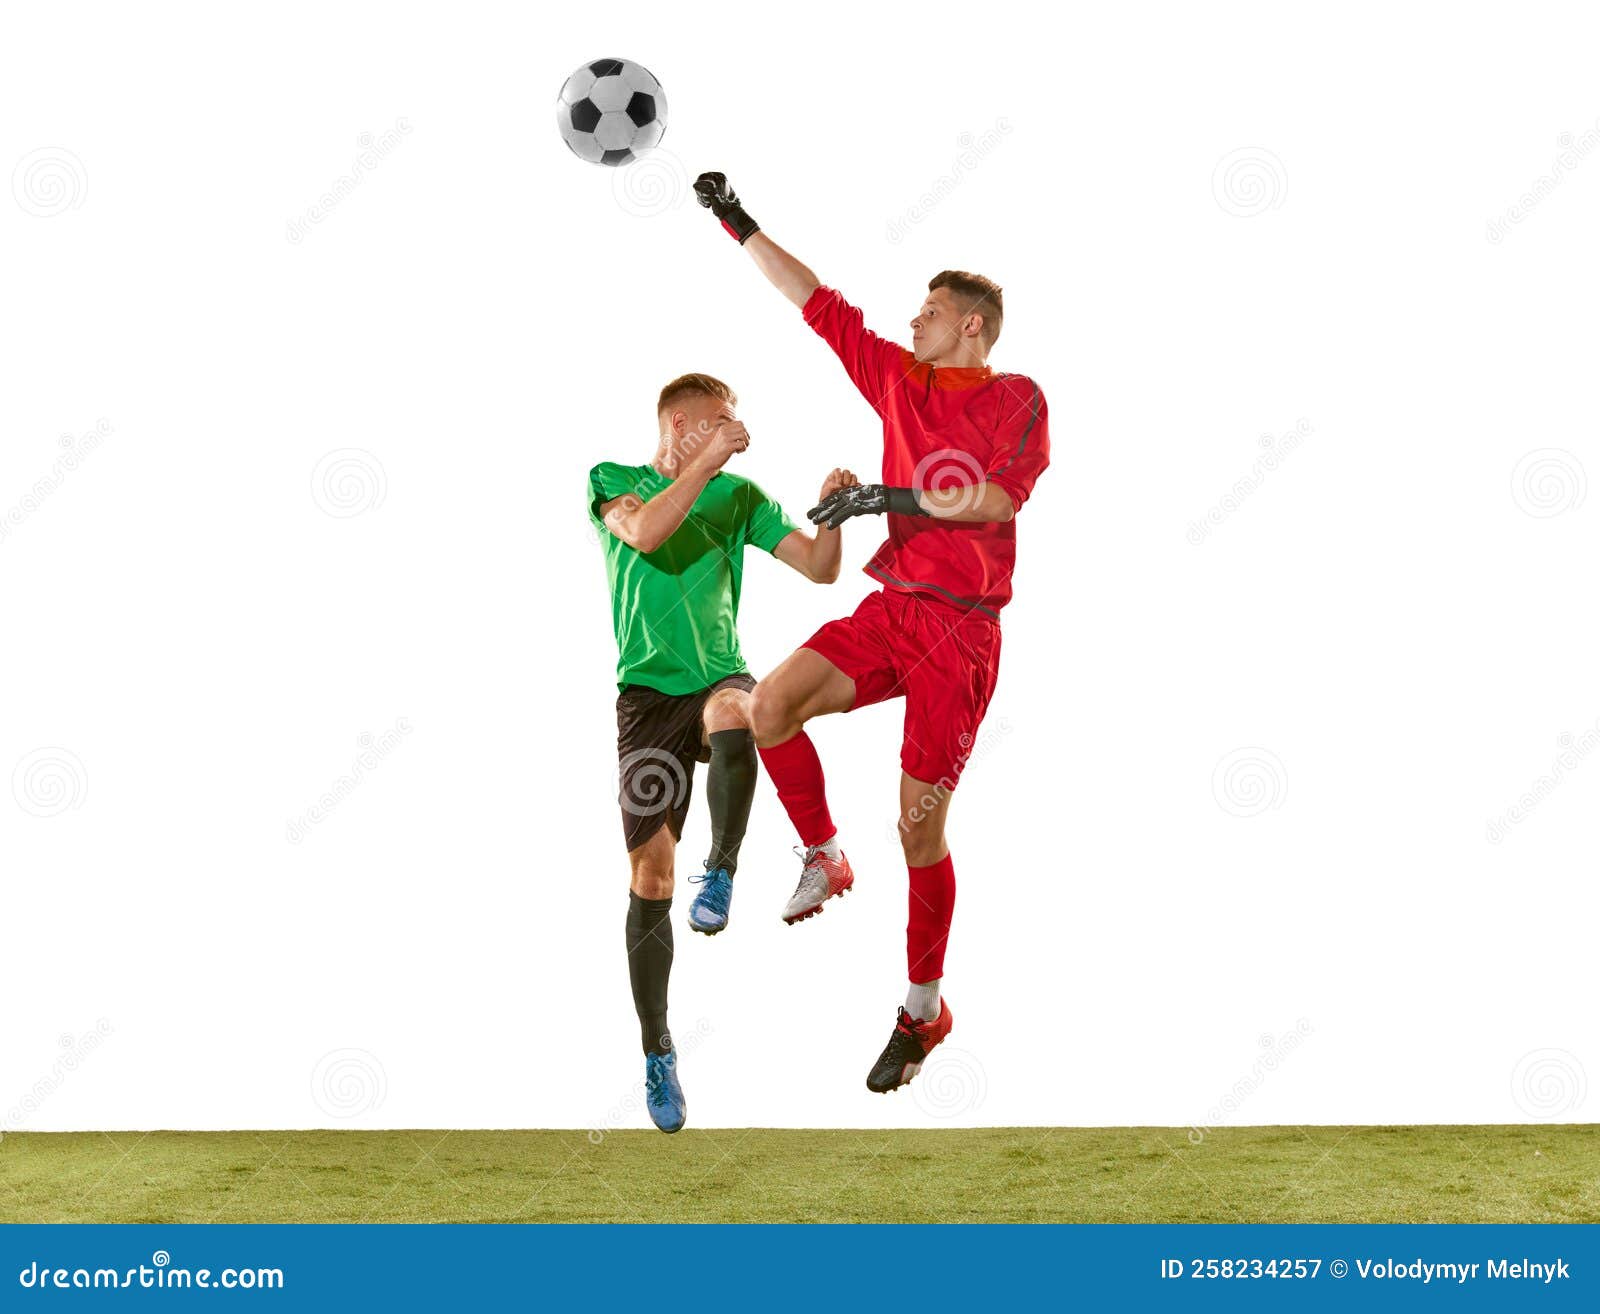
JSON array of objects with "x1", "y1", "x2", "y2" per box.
[{"x1": 866, "y1": 999, "x2": 953, "y2": 1093}]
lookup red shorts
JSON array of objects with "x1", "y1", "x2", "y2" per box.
[{"x1": 802, "y1": 587, "x2": 1002, "y2": 787}]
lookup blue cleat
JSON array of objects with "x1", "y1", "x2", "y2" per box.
[
  {"x1": 687, "y1": 862, "x2": 733, "y2": 935},
  {"x1": 645, "y1": 1050, "x2": 686, "y2": 1133}
]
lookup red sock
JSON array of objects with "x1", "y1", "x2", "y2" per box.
[
  {"x1": 907, "y1": 853, "x2": 956, "y2": 982},
  {"x1": 757, "y1": 732, "x2": 836, "y2": 847}
]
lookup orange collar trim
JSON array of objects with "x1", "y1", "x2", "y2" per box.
[{"x1": 899, "y1": 349, "x2": 995, "y2": 390}]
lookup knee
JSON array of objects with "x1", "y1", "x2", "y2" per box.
[
  {"x1": 629, "y1": 854, "x2": 675, "y2": 901},
  {"x1": 899, "y1": 830, "x2": 948, "y2": 868},
  {"x1": 897, "y1": 804, "x2": 949, "y2": 868},
  {"x1": 748, "y1": 680, "x2": 794, "y2": 744},
  {"x1": 703, "y1": 688, "x2": 751, "y2": 735}
]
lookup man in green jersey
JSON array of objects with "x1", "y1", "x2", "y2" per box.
[{"x1": 588, "y1": 371, "x2": 854, "y2": 1132}]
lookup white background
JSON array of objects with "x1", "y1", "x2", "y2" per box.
[{"x1": 3, "y1": 1, "x2": 1596, "y2": 1133}]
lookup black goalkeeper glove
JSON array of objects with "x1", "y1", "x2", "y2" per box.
[
  {"x1": 807, "y1": 484, "x2": 928, "y2": 530},
  {"x1": 693, "y1": 171, "x2": 761, "y2": 244}
]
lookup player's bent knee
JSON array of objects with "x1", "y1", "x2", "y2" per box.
[
  {"x1": 703, "y1": 687, "x2": 751, "y2": 734},
  {"x1": 747, "y1": 681, "x2": 795, "y2": 744}
]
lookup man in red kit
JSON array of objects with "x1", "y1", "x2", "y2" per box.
[{"x1": 693, "y1": 172, "x2": 1050, "y2": 1093}]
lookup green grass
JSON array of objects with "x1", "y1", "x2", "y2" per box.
[{"x1": 1, "y1": 1126, "x2": 1595, "y2": 1224}]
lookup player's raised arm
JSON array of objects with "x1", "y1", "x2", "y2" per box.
[
  {"x1": 693, "y1": 172, "x2": 820, "y2": 309},
  {"x1": 596, "y1": 421, "x2": 749, "y2": 553}
]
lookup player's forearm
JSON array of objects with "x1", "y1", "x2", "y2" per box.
[
  {"x1": 917, "y1": 482, "x2": 1016, "y2": 524},
  {"x1": 744, "y1": 232, "x2": 821, "y2": 310},
  {"x1": 617, "y1": 461, "x2": 718, "y2": 552},
  {"x1": 806, "y1": 527, "x2": 842, "y2": 582}
]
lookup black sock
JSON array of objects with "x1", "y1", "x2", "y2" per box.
[
  {"x1": 625, "y1": 891, "x2": 674, "y2": 1056},
  {"x1": 706, "y1": 728, "x2": 757, "y2": 875}
]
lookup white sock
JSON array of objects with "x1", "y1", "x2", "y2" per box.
[
  {"x1": 815, "y1": 835, "x2": 842, "y2": 860},
  {"x1": 905, "y1": 979, "x2": 941, "y2": 1021}
]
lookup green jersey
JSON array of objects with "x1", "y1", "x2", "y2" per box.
[{"x1": 588, "y1": 460, "x2": 800, "y2": 695}]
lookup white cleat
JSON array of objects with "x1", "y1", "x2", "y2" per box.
[{"x1": 782, "y1": 844, "x2": 856, "y2": 924}]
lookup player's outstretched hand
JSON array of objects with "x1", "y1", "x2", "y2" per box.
[
  {"x1": 808, "y1": 483, "x2": 930, "y2": 530},
  {"x1": 694, "y1": 172, "x2": 761, "y2": 245},
  {"x1": 810, "y1": 483, "x2": 884, "y2": 529}
]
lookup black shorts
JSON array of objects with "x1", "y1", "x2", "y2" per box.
[{"x1": 615, "y1": 672, "x2": 755, "y2": 853}]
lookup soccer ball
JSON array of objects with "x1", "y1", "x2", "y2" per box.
[{"x1": 556, "y1": 58, "x2": 667, "y2": 167}]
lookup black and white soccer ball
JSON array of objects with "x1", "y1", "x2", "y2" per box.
[{"x1": 556, "y1": 58, "x2": 667, "y2": 167}]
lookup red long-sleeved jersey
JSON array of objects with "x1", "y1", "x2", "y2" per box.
[{"x1": 802, "y1": 285, "x2": 1049, "y2": 617}]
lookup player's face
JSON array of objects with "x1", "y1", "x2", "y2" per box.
[{"x1": 910, "y1": 288, "x2": 979, "y2": 363}]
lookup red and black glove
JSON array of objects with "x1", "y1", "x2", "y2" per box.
[
  {"x1": 693, "y1": 172, "x2": 761, "y2": 245},
  {"x1": 807, "y1": 484, "x2": 928, "y2": 530}
]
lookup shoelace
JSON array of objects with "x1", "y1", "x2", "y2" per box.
[
  {"x1": 794, "y1": 844, "x2": 828, "y2": 875},
  {"x1": 645, "y1": 1053, "x2": 674, "y2": 1099},
  {"x1": 688, "y1": 866, "x2": 731, "y2": 915}
]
